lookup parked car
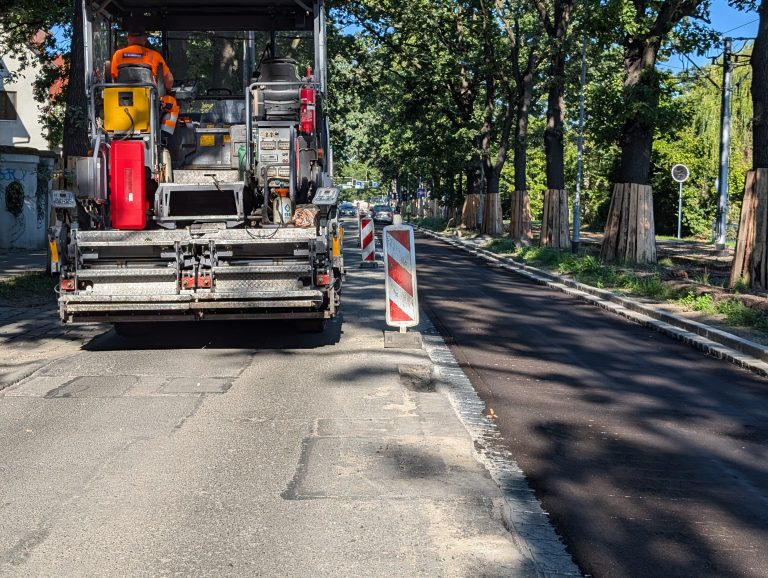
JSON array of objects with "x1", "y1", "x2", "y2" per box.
[
  {"x1": 371, "y1": 204, "x2": 394, "y2": 224},
  {"x1": 339, "y1": 202, "x2": 357, "y2": 217}
]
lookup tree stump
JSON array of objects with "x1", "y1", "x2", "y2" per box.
[
  {"x1": 509, "y1": 190, "x2": 532, "y2": 242},
  {"x1": 540, "y1": 189, "x2": 570, "y2": 249},
  {"x1": 461, "y1": 194, "x2": 480, "y2": 229},
  {"x1": 482, "y1": 194, "x2": 503, "y2": 235},
  {"x1": 730, "y1": 169, "x2": 768, "y2": 289},
  {"x1": 600, "y1": 183, "x2": 656, "y2": 263}
]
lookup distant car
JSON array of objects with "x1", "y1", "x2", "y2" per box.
[
  {"x1": 371, "y1": 204, "x2": 394, "y2": 224},
  {"x1": 339, "y1": 202, "x2": 357, "y2": 217}
]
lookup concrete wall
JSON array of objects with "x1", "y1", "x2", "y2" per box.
[
  {"x1": 0, "y1": 53, "x2": 48, "y2": 151},
  {"x1": 0, "y1": 151, "x2": 54, "y2": 250}
]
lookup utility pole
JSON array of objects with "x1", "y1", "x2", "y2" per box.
[
  {"x1": 573, "y1": 35, "x2": 587, "y2": 254},
  {"x1": 715, "y1": 38, "x2": 733, "y2": 252}
]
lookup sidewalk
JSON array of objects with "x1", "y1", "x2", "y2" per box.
[
  {"x1": 0, "y1": 249, "x2": 106, "y2": 388},
  {"x1": 0, "y1": 249, "x2": 47, "y2": 282}
]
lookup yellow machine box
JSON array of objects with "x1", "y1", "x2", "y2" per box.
[{"x1": 103, "y1": 87, "x2": 151, "y2": 133}]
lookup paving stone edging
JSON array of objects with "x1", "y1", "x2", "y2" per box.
[
  {"x1": 415, "y1": 227, "x2": 768, "y2": 378},
  {"x1": 417, "y1": 317, "x2": 583, "y2": 577}
]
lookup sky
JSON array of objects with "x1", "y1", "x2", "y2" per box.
[
  {"x1": 666, "y1": 0, "x2": 759, "y2": 70},
  {"x1": 710, "y1": 0, "x2": 759, "y2": 39}
]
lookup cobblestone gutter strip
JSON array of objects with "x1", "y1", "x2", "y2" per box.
[
  {"x1": 416, "y1": 227, "x2": 768, "y2": 378},
  {"x1": 415, "y1": 318, "x2": 583, "y2": 577}
]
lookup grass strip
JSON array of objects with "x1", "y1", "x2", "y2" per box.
[
  {"x1": 482, "y1": 240, "x2": 768, "y2": 333},
  {"x1": 0, "y1": 272, "x2": 57, "y2": 302}
]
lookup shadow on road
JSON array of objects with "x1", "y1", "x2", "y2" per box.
[
  {"x1": 83, "y1": 316, "x2": 344, "y2": 352},
  {"x1": 416, "y1": 233, "x2": 768, "y2": 578}
]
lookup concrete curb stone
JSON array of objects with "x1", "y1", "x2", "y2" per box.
[{"x1": 415, "y1": 226, "x2": 768, "y2": 378}]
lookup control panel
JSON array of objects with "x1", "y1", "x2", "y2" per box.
[
  {"x1": 312, "y1": 187, "x2": 340, "y2": 206},
  {"x1": 257, "y1": 127, "x2": 292, "y2": 182}
]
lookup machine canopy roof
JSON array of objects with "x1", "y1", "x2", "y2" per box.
[{"x1": 89, "y1": 0, "x2": 318, "y2": 32}]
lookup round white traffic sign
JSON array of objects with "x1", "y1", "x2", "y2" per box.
[{"x1": 671, "y1": 164, "x2": 690, "y2": 183}]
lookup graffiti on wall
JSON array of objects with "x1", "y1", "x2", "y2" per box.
[
  {"x1": 1, "y1": 164, "x2": 48, "y2": 226},
  {"x1": 0, "y1": 167, "x2": 30, "y2": 183},
  {"x1": 0, "y1": 164, "x2": 45, "y2": 246}
]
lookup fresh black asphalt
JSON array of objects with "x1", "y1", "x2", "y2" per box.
[{"x1": 415, "y1": 233, "x2": 768, "y2": 578}]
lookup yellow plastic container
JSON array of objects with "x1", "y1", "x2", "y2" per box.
[{"x1": 103, "y1": 87, "x2": 151, "y2": 133}]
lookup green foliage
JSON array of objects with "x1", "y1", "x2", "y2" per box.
[
  {"x1": 716, "y1": 299, "x2": 768, "y2": 330},
  {"x1": 512, "y1": 245, "x2": 563, "y2": 267},
  {"x1": 484, "y1": 238, "x2": 518, "y2": 254},
  {"x1": 414, "y1": 217, "x2": 449, "y2": 232},
  {"x1": 733, "y1": 276, "x2": 750, "y2": 294},
  {"x1": 0, "y1": 272, "x2": 56, "y2": 303},
  {"x1": 648, "y1": 44, "x2": 752, "y2": 237},
  {"x1": 678, "y1": 292, "x2": 715, "y2": 312},
  {"x1": 0, "y1": 1, "x2": 70, "y2": 69},
  {"x1": 677, "y1": 291, "x2": 768, "y2": 331},
  {"x1": 1, "y1": 1, "x2": 72, "y2": 148}
]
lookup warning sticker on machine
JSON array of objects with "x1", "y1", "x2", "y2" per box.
[{"x1": 199, "y1": 135, "x2": 216, "y2": 147}]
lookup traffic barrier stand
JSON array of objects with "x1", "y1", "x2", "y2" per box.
[
  {"x1": 382, "y1": 224, "x2": 422, "y2": 349},
  {"x1": 360, "y1": 216, "x2": 377, "y2": 268}
]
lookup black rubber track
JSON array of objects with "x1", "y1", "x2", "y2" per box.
[{"x1": 415, "y1": 233, "x2": 768, "y2": 578}]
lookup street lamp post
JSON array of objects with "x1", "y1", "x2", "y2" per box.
[{"x1": 671, "y1": 164, "x2": 690, "y2": 239}]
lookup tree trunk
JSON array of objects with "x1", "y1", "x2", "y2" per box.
[
  {"x1": 460, "y1": 167, "x2": 481, "y2": 231},
  {"x1": 730, "y1": 171, "x2": 765, "y2": 287},
  {"x1": 513, "y1": 89, "x2": 530, "y2": 193},
  {"x1": 600, "y1": 183, "x2": 656, "y2": 263},
  {"x1": 461, "y1": 194, "x2": 480, "y2": 229},
  {"x1": 213, "y1": 34, "x2": 238, "y2": 92},
  {"x1": 602, "y1": 39, "x2": 660, "y2": 263},
  {"x1": 541, "y1": 189, "x2": 570, "y2": 249},
  {"x1": 730, "y1": 2, "x2": 768, "y2": 289},
  {"x1": 752, "y1": 1, "x2": 768, "y2": 169},
  {"x1": 509, "y1": 191, "x2": 532, "y2": 243},
  {"x1": 545, "y1": 50, "x2": 566, "y2": 190},
  {"x1": 63, "y1": 0, "x2": 89, "y2": 158},
  {"x1": 470, "y1": 163, "x2": 482, "y2": 229},
  {"x1": 614, "y1": 39, "x2": 661, "y2": 185},
  {"x1": 482, "y1": 170, "x2": 503, "y2": 235},
  {"x1": 541, "y1": 51, "x2": 571, "y2": 249}
]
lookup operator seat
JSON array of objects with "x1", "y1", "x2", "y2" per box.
[
  {"x1": 115, "y1": 62, "x2": 167, "y2": 98},
  {"x1": 253, "y1": 58, "x2": 300, "y2": 120}
]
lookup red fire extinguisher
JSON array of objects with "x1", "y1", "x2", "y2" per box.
[{"x1": 300, "y1": 67, "x2": 316, "y2": 135}]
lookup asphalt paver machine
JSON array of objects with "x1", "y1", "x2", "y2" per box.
[{"x1": 52, "y1": 0, "x2": 342, "y2": 332}]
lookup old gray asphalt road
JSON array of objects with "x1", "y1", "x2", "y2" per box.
[
  {"x1": 0, "y1": 225, "x2": 539, "y2": 577},
  {"x1": 414, "y1": 233, "x2": 768, "y2": 578}
]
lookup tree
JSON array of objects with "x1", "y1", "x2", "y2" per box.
[
  {"x1": 730, "y1": 0, "x2": 768, "y2": 288},
  {"x1": 0, "y1": 0, "x2": 71, "y2": 148},
  {"x1": 62, "y1": 0, "x2": 89, "y2": 157},
  {"x1": 479, "y1": 2, "x2": 512, "y2": 235},
  {"x1": 495, "y1": 1, "x2": 541, "y2": 241},
  {"x1": 331, "y1": 1, "x2": 486, "y2": 224},
  {"x1": 599, "y1": 0, "x2": 712, "y2": 263},
  {"x1": 535, "y1": 0, "x2": 575, "y2": 248}
]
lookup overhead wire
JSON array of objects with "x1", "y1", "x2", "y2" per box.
[{"x1": 719, "y1": 19, "x2": 759, "y2": 36}]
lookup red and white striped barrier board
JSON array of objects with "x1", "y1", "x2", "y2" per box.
[
  {"x1": 360, "y1": 217, "x2": 375, "y2": 262},
  {"x1": 383, "y1": 225, "x2": 419, "y2": 328}
]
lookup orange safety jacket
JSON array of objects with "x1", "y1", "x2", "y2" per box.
[{"x1": 111, "y1": 44, "x2": 173, "y2": 90}]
